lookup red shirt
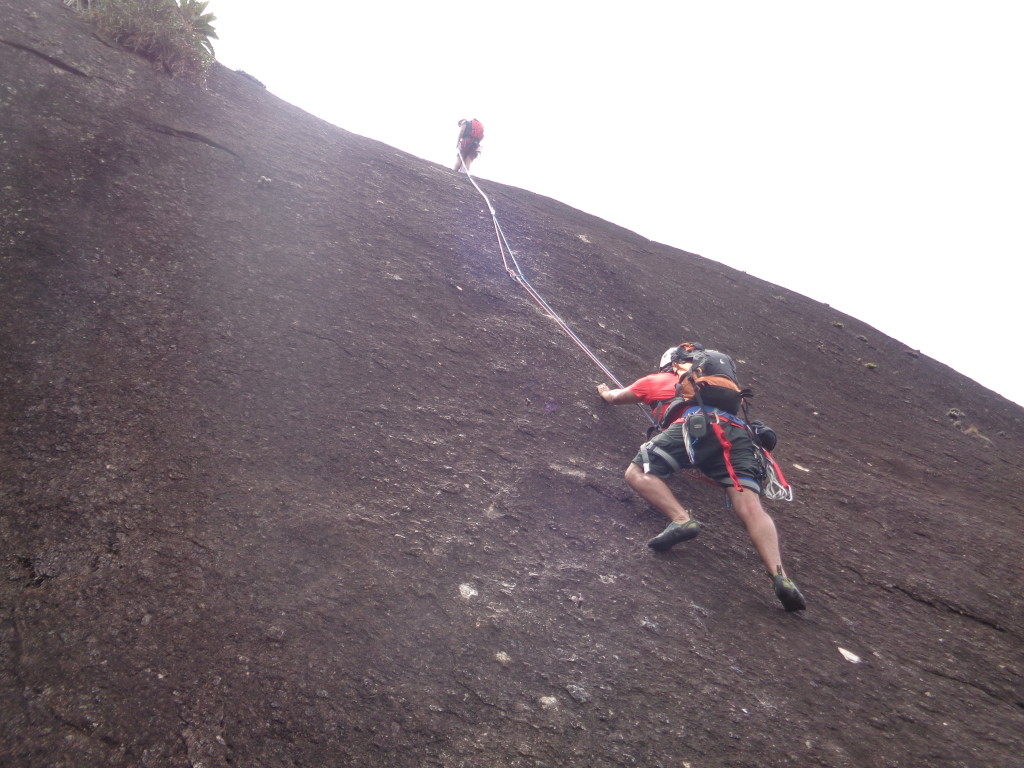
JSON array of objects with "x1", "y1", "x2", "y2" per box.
[{"x1": 627, "y1": 372, "x2": 679, "y2": 422}]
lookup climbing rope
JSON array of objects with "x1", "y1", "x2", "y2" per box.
[
  {"x1": 457, "y1": 155, "x2": 656, "y2": 427},
  {"x1": 456, "y1": 159, "x2": 792, "y2": 502}
]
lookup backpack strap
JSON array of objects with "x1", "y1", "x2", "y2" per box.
[
  {"x1": 738, "y1": 389, "x2": 754, "y2": 421},
  {"x1": 651, "y1": 397, "x2": 687, "y2": 430},
  {"x1": 682, "y1": 361, "x2": 705, "y2": 410}
]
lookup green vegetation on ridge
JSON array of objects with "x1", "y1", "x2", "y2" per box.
[{"x1": 67, "y1": 0, "x2": 218, "y2": 82}]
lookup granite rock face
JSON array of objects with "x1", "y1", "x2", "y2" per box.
[{"x1": 2, "y1": 2, "x2": 1022, "y2": 766}]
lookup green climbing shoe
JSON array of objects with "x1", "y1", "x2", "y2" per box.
[
  {"x1": 647, "y1": 519, "x2": 702, "y2": 552},
  {"x1": 772, "y1": 569, "x2": 807, "y2": 612}
]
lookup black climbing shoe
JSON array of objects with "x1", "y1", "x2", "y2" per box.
[
  {"x1": 772, "y1": 569, "x2": 806, "y2": 612},
  {"x1": 647, "y1": 519, "x2": 702, "y2": 552}
]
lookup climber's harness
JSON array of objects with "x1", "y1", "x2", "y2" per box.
[{"x1": 640, "y1": 406, "x2": 747, "y2": 487}]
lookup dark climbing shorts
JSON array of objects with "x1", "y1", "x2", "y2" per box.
[{"x1": 631, "y1": 419, "x2": 762, "y2": 493}]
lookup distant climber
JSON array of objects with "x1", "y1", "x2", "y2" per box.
[
  {"x1": 454, "y1": 118, "x2": 484, "y2": 173},
  {"x1": 597, "y1": 343, "x2": 806, "y2": 612}
]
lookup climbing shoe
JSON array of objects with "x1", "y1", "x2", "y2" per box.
[
  {"x1": 772, "y1": 568, "x2": 807, "y2": 612},
  {"x1": 647, "y1": 519, "x2": 702, "y2": 552}
]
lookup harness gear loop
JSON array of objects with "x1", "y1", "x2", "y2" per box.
[{"x1": 640, "y1": 440, "x2": 681, "y2": 475}]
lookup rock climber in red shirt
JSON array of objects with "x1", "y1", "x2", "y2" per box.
[{"x1": 598, "y1": 343, "x2": 806, "y2": 612}]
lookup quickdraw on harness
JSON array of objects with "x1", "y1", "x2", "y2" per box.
[{"x1": 734, "y1": 391, "x2": 792, "y2": 501}]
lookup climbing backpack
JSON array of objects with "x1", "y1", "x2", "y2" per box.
[
  {"x1": 461, "y1": 119, "x2": 484, "y2": 145},
  {"x1": 647, "y1": 344, "x2": 743, "y2": 432},
  {"x1": 673, "y1": 346, "x2": 743, "y2": 414}
]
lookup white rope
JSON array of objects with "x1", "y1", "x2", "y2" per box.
[
  {"x1": 457, "y1": 151, "x2": 794, "y2": 501},
  {"x1": 457, "y1": 152, "x2": 657, "y2": 427}
]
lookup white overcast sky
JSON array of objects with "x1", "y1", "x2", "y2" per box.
[{"x1": 209, "y1": 1, "x2": 1023, "y2": 407}]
